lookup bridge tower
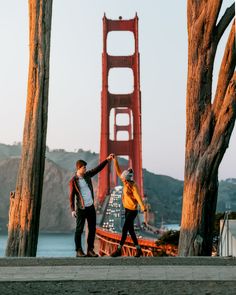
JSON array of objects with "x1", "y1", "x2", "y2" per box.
[{"x1": 98, "y1": 13, "x2": 143, "y2": 203}]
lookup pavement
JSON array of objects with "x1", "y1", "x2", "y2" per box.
[{"x1": 0, "y1": 257, "x2": 236, "y2": 294}]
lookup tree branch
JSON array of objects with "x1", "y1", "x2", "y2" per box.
[
  {"x1": 188, "y1": 1, "x2": 222, "y2": 44},
  {"x1": 215, "y1": 3, "x2": 235, "y2": 44},
  {"x1": 213, "y1": 21, "x2": 236, "y2": 118},
  {"x1": 207, "y1": 0, "x2": 223, "y2": 33},
  {"x1": 210, "y1": 73, "x2": 236, "y2": 161}
]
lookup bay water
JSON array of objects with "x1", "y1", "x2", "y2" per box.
[
  {"x1": 0, "y1": 233, "x2": 85, "y2": 257},
  {"x1": 0, "y1": 224, "x2": 179, "y2": 257}
]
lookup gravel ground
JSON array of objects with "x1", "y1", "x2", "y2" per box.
[{"x1": 0, "y1": 280, "x2": 236, "y2": 295}]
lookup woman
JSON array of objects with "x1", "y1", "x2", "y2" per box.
[{"x1": 111, "y1": 155, "x2": 147, "y2": 257}]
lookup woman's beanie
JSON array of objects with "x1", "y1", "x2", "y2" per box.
[{"x1": 121, "y1": 168, "x2": 134, "y2": 181}]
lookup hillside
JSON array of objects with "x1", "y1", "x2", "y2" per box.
[
  {"x1": 0, "y1": 143, "x2": 235, "y2": 233},
  {"x1": 0, "y1": 157, "x2": 75, "y2": 233},
  {"x1": 143, "y1": 169, "x2": 183, "y2": 224}
]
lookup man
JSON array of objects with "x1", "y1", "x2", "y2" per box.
[{"x1": 69, "y1": 154, "x2": 113, "y2": 257}]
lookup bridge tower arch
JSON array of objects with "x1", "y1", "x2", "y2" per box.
[{"x1": 98, "y1": 13, "x2": 143, "y2": 203}]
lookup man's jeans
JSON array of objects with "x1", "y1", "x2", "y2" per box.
[{"x1": 75, "y1": 204, "x2": 96, "y2": 251}]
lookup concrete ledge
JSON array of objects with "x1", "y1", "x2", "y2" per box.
[
  {"x1": 1, "y1": 258, "x2": 236, "y2": 295},
  {"x1": 0, "y1": 257, "x2": 236, "y2": 282},
  {"x1": 0, "y1": 256, "x2": 236, "y2": 267}
]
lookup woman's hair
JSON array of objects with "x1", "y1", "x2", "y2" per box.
[{"x1": 123, "y1": 179, "x2": 135, "y2": 197}]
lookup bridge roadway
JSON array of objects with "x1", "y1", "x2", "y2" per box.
[{"x1": 0, "y1": 257, "x2": 236, "y2": 294}]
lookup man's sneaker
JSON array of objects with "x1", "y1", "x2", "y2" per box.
[
  {"x1": 87, "y1": 249, "x2": 99, "y2": 257},
  {"x1": 134, "y1": 248, "x2": 143, "y2": 257},
  {"x1": 110, "y1": 248, "x2": 122, "y2": 257},
  {"x1": 76, "y1": 248, "x2": 86, "y2": 257}
]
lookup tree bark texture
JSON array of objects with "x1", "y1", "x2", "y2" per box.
[
  {"x1": 178, "y1": 0, "x2": 236, "y2": 256},
  {"x1": 5, "y1": 0, "x2": 53, "y2": 257}
]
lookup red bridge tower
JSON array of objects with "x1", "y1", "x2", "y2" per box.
[{"x1": 98, "y1": 14, "x2": 143, "y2": 203}]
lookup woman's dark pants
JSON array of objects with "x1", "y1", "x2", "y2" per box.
[{"x1": 120, "y1": 208, "x2": 139, "y2": 246}]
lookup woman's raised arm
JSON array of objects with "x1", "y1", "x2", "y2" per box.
[{"x1": 113, "y1": 156, "x2": 122, "y2": 178}]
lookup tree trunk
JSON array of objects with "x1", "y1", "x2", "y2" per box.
[
  {"x1": 5, "y1": 0, "x2": 53, "y2": 257},
  {"x1": 179, "y1": 1, "x2": 236, "y2": 256}
]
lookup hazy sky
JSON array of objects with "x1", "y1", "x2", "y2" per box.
[{"x1": 0, "y1": 1, "x2": 235, "y2": 180}]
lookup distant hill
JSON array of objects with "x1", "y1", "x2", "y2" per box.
[
  {"x1": 0, "y1": 142, "x2": 22, "y2": 160},
  {"x1": 0, "y1": 157, "x2": 74, "y2": 233},
  {"x1": 217, "y1": 179, "x2": 236, "y2": 212},
  {"x1": 143, "y1": 169, "x2": 183, "y2": 224},
  {"x1": 0, "y1": 143, "x2": 235, "y2": 233}
]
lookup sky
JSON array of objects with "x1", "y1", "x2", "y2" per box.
[{"x1": 0, "y1": 0, "x2": 235, "y2": 181}]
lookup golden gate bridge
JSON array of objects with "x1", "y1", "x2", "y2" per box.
[{"x1": 95, "y1": 14, "x2": 177, "y2": 257}]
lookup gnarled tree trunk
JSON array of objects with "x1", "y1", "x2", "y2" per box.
[
  {"x1": 179, "y1": 1, "x2": 236, "y2": 256},
  {"x1": 5, "y1": 0, "x2": 53, "y2": 257}
]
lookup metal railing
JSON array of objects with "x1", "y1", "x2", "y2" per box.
[{"x1": 96, "y1": 227, "x2": 178, "y2": 257}]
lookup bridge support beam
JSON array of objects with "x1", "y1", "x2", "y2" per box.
[{"x1": 98, "y1": 14, "x2": 143, "y2": 204}]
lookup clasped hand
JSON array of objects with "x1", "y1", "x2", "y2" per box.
[{"x1": 107, "y1": 153, "x2": 115, "y2": 161}]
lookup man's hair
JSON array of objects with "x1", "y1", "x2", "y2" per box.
[{"x1": 76, "y1": 159, "x2": 87, "y2": 170}]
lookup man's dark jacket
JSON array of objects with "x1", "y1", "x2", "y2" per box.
[{"x1": 69, "y1": 159, "x2": 108, "y2": 211}]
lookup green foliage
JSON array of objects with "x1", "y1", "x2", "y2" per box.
[{"x1": 156, "y1": 230, "x2": 180, "y2": 246}]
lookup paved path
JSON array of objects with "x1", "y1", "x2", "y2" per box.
[{"x1": 0, "y1": 257, "x2": 236, "y2": 294}]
